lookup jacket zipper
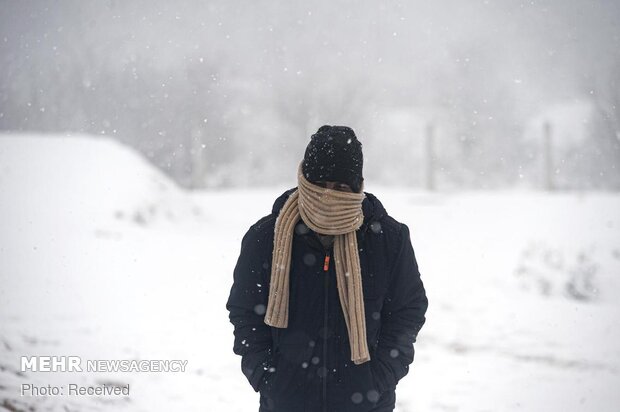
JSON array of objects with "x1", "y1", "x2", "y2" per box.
[
  {"x1": 301, "y1": 225, "x2": 370, "y2": 411},
  {"x1": 322, "y1": 249, "x2": 330, "y2": 412}
]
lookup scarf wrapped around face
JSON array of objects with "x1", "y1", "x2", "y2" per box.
[{"x1": 264, "y1": 160, "x2": 370, "y2": 365}]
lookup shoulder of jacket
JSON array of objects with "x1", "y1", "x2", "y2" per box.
[
  {"x1": 375, "y1": 214, "x2": 406, "y2": 240},
  {"x1": 376, "y1": 216, "x2": 412, "y2": 270},
  {"x1": 238, "y1": 214, "x2": 276, "y2": 255},
  {"x1": 249, "y1": 213, "x2": 276, "y2": 234}
]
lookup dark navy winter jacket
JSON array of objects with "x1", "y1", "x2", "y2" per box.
[{"x1": 226, "y1": 188, "x2": 428, "y2": 412}]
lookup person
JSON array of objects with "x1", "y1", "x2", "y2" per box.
[{"x1": 226, "y1": 125, "x2": 429, "y2": 412}]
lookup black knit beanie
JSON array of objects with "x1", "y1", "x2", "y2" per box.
[{"x1": 302, "y1": 125, "x2": 364, "y2": 193}]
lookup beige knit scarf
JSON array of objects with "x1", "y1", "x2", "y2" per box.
[{"x1": 264, "y1": 160, "x2": 370, "y2": 365}]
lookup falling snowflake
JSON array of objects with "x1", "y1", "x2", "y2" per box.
[{"x1": 254, "y1": 304, "x2": 266, "y2": 315}]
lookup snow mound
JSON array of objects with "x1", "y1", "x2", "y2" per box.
[{"x1": 0, "y1": 133, "x2": 204, "y2": 229}]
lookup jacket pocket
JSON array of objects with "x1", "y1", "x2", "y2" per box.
[{"x1": 261, "y1": 341, "x2": 313, "y2": 406}]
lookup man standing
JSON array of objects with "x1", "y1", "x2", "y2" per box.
[{"x1": 226, "y1": 125, "x2": 428, "y2": 412}]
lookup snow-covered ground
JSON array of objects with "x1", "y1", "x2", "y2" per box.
[{"x1": 1, "y1": 133, "x2": 619, "y2": 412}]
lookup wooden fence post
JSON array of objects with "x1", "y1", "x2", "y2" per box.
[
  {"x1": 543, "y1": 121, "x2": 554, "y2": 191},
  {"x1": 426, "y1": 122, "x2": 435, "y2": 191}
]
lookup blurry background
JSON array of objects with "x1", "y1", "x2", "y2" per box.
[
  {"x1": 1, "y1": 1, "x2": 620, "y2": 412},
  {"x1": 1, "y1": 0, "x2": 619, "y2": 190}
]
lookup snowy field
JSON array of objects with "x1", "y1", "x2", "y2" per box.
[{"x1": 1, "y1": 133, "x2": 619, "y2": 412}]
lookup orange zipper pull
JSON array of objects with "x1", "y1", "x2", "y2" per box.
[{"x1": 323, "y1": 253, "x2": 331, "y2": 272}]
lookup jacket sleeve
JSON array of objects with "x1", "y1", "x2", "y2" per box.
[
  {"x1": 370, "y1": 223, "x2": 429, "y2": 393},
  {"x1": 225, "y1": 224, "x2": 277, "y2": 392}
]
